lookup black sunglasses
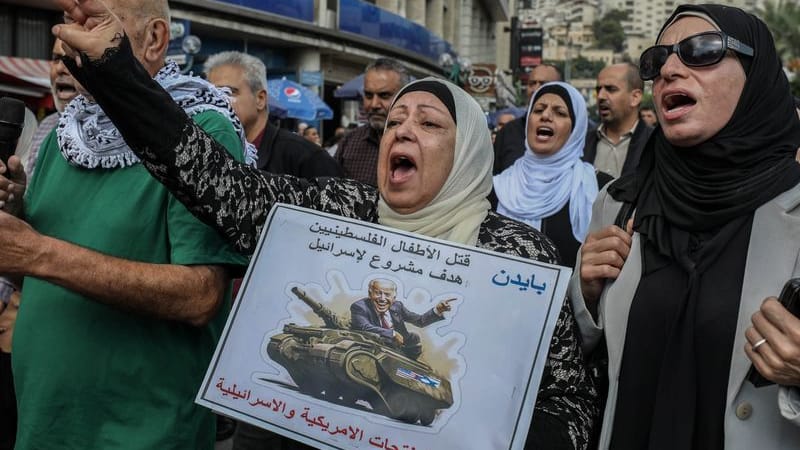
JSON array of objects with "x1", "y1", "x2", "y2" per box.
[{"x1": 639, "y1": 31, "x2": 754, "y2": 80}]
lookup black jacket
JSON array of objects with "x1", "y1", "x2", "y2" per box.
[
  {"x1": 256, "y1": 123, "x2": 343, "y2": 178},
  {"x1": 492, "y1": 115, "x2": 527, "y2": 175},
  {"x1": 582, "y1": 120, "x2": 653, "y2": 178}
]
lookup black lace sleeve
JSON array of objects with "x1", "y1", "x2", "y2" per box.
[
  {"x1": 479, "y1": 212, "x2": 599, "y2": 450},
  {"x1": 63, "y1": 36, "x2": 380, "y2": 253},
  {"x1": 140, "y1": 122, "x2": 380, "y2": 253}
]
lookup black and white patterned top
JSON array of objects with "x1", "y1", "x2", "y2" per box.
[
  {"x1": 73, "y1": 41, "x2": 599, "y2": 449},
  {"x1": 140, "y1": 120, "x2": 598, "y2": 450}
]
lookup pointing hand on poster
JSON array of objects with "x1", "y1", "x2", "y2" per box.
[{"x1": 435, "y1": 298, "x2": 456, "y2": 315}]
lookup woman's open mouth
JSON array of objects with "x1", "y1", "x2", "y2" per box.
[
  {"x1": 534, "y1": 126, "x2": 555, "y2": 141},
  {"x1": 390, "y1": 154, "x2": 417, "y2": 183},
  {"x1": 661, "y1": 92, "x2": 697, "y2": 120}
]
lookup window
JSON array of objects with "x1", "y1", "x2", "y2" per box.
[{"x1": 0, "y1": 5, "x2": 59, "y2": 59}]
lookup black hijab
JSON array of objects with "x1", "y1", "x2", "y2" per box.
[
  {"x1": 610, "y1": 4, "x2": 800, "y2": 240},
  {"x1": 606, "y1": 5, "x2": 800, "y2": 450}
]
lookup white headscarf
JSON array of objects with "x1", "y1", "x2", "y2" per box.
[
  {"x1": 377, "y1": 78, "x2": 492, "y2": 246},
  {"x1": 493, "y1": 81, "x2": 598, "y2": 242}
]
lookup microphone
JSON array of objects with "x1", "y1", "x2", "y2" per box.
[{"x1": 0, "y1": 97, "x2": 26, "y2": 165}]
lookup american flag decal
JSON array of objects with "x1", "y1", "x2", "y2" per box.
[{"x1": 396, "y1": 367, "x2": 441, "y2": 388}]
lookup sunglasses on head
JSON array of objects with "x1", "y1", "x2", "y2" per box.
[{"x1": 639, "y1": 31, "x2": 754, "y2": 81}]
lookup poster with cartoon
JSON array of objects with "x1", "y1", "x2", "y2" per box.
[{"x1": 197, "y1": 204, "x2": 572, "y2": 450}]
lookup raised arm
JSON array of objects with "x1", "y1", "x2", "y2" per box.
[
  {"x1": 56, "y1": 36, "x2": 269, "y2": 252},
  {"x1": 52, "y1": 4, "x2": 376, "y2": 253}
]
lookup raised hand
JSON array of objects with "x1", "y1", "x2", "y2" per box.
[
  {"x1": 435, "y1": 298, "x2": 456, "y2": 315},
  {"x1": 52, "y1": 0, "x2": 126, "y2": 66},
  {"x1": 579, "y1": 222, "x2": 633, "y2": 306}
]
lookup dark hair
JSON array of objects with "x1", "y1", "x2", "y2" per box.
[
  {"x1": 621, "y1": 62, "x2": 644, "y2": 91},
  {"x1": 535, "y1": 63, "x2": 563, "y2": 81},
  {"x1": 365, "y1": 58, "x2": 411, "y2": 86}
]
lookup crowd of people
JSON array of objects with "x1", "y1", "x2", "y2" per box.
[{"x1": 1, "y1": 0, "x2": 800, "y2": 449}]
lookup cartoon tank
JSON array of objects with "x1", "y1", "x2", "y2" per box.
[{"x1": 266, "y1": 287, "x2": 453, "y2": 426}]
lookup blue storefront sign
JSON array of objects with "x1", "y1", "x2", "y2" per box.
[
  {"x1": 338, "y1": 0, "x2": 453, "y2": 62},
  {"x1": 300, "y1": 70, "x2": 323, "y2": 87},
  {"x1": 210, "y1": 0, "x2": 315, "y2": 22}
]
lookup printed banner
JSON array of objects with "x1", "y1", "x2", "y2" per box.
[{"x1": 197, "y1": 204, "x2": 572, "y2": 450}]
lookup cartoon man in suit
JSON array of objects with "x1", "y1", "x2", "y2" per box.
[{"x1": 350, "y1": 278, "x2": 452, "y2": 359}]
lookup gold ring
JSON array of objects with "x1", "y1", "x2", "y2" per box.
[{"x1": 753, "y1": 338, "x2": 768, "y2": 351}]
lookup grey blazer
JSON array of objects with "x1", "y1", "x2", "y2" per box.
[{"x1": 568, "y1": 183, "x2": 800, "y2": 449}]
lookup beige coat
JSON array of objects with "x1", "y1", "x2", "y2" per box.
[{"x1": 569, "y1": 183, "x2": 800, "y2": 449}]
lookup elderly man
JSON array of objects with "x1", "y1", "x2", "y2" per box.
[
  {"x1": 205, "y1": 51, "x2": 341, "y2": 178},
  {"x1": 334, "y1": 58, "x2": 409, "y2": 186},
  {"x1": 584, "y1": 63, "x2": 653, "y2": 178},
  {"x1": 492, "y1": 63, "x2": 562, "y2": 174},
  {"x1": 0, "y1": 38, "x2": 83, "y2": 450},
  {"x1": 350, "y1": 278, "x2": 452, "y2": 359},
  {"x1": 0, "y1": 0, "x2": 249, "y2": 448}
]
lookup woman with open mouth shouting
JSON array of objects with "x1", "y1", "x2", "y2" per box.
[
  {"x1": 493, "y1": 82, "x2": 613, "y2": 268},
  {"x1": 570, "y1": 4, "x2": 800, "y2": 450},
  {"x1": 46, "y1": 1, "x2": 601, "y2": 446}
]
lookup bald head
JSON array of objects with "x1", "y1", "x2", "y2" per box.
[
  {"x1": 525, "y1": 64, "x2": 562, "y2": 99},
  {"x1": 100, "y1": 0, "x2": 171, "y2": 75},
  {"x1": 109, "y1": 0, "x2": 169, "y2": 21}
]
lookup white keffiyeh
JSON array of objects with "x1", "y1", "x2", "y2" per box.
[{"x1": 57, "y1": 61, "x2": 256, "y2": 169}]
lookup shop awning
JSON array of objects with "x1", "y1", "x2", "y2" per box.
[{"x1": 0, "y1": 56, "x2": 51, "y2": 97}]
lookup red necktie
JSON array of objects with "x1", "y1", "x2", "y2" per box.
[{"x1": 380, "y1": 312, "x2": 392, "y2": 329}]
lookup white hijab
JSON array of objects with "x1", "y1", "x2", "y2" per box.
[
  {"x1": 377, "y1": 78, "x2": 492, "y2": 246},
  {"x1": 493, "y1": 81, "x2": 598, "y2": 242}
]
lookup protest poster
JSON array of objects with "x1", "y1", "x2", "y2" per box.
[{"x1": 197, "y1": 204, "x2": 572, "y2": 450}]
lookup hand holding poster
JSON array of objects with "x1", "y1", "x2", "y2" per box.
[{"x1": 198, "y1": 205, "x2": 572, "y2": 449}]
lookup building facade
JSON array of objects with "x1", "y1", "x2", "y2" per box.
[{"x1": 0, "y1": 0, "x2": 511, "y2": 129}]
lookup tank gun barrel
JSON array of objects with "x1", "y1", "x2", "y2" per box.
[{"x1": 291, "y1": 287, "x2": 350, "y2": 329}]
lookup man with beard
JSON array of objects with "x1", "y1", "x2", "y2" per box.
[
  {"x1": 584, "y1": 63, "x2": 652, "y2": 178},
  {"x1": 350, "y1": 278, "x2": 452, "y2": 359},
  {"x1": 26, "y1": 39, "x2": 81, "y2": 177},
  {"x1": 334, "y1": 58, "x2": 409, "y2": 186}
]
